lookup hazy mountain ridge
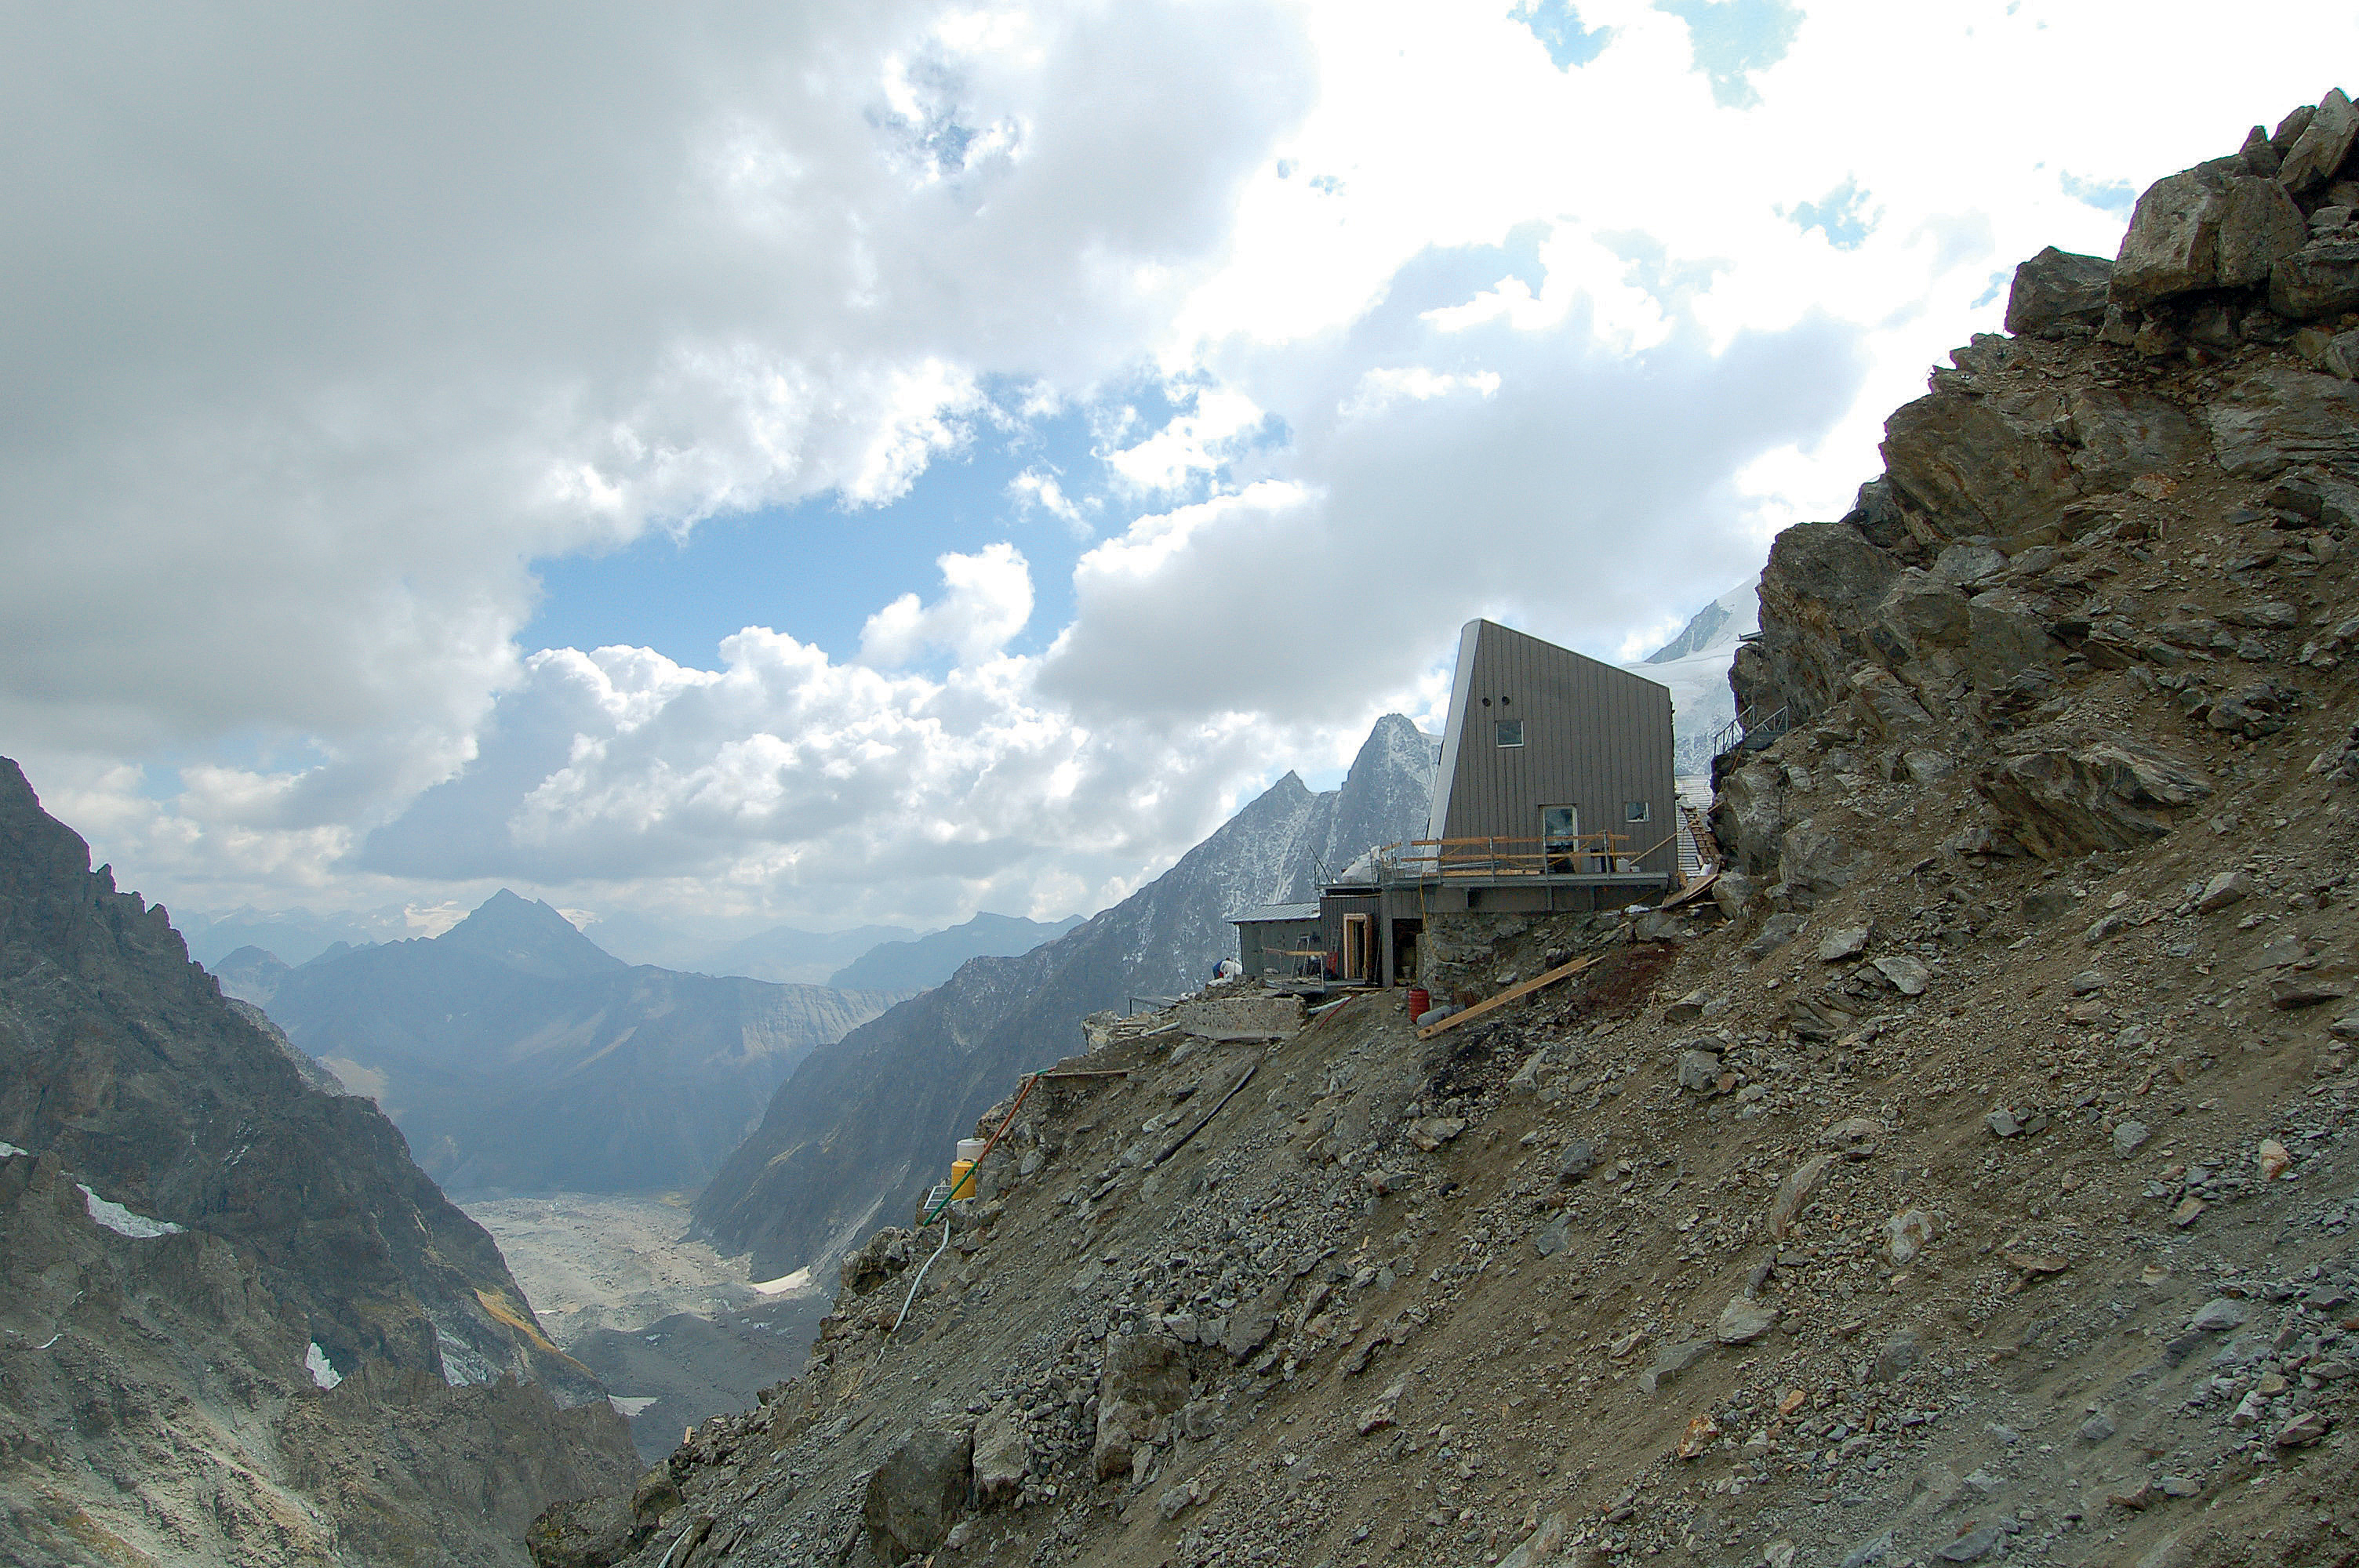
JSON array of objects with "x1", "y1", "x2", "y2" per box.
[
  {"x1": 694, "y1": 713, "x2": 1439, "y2": 1279},
  {"x1": 249, "y1": 891, "x2": 910, "y2": 1196},
  {"x1": 826, "y1": 910, "x2": 1085, "y2": 992}
]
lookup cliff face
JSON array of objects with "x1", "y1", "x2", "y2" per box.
[
  {"x1": 253, "y1": 890, "x2": 905, "y2": 1196},
  {"x1": 550, "y1": 97, "x2": 2359, "y2": 1568},
  {"x1": 693, "y1": 713, "x2": 1438, "y2": 1279},
  {"x1": 0, "y1": 760, "x2": 638, "y2": 1566}
]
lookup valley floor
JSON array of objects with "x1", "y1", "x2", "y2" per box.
[{"x1": 467, "y1": 1192, "x2": 829, "y2": 1461}]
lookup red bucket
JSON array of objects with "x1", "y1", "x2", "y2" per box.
[{"x1": 1406, "y1": 987, "x2": 1430, "y2": 1018}]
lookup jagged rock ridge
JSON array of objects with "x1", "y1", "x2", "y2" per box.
[
  {"x1": 694, "y1": 713, "x2": 1438, "y2": 1279},
  {"x1": 0, "y1": 759, "x2": 636, "y2": 1566}
]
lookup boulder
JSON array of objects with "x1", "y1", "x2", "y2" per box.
[
  {"x1": 2207, "y1": 367, "x2": 2359, "y2": 479},
  {"x1": 1710, "y1": 869, "x2": 1754, "y2": 920},
  {"x1": 525, "y1": 1496, "x2": 648, "y2": 1568},
  {"x1": 1870, "y1": 1333, "x2": 1921, "y2": 1382},
  {"x1": 1676, "y1": 1048, "x2": 1723, "y2": 1091},
  {"x1": 1881, "y1": 391, "x2": 2078, "y2": 542},
  {"x1": 1817, "y1": 925, "x2": 1871, "y2": 963},
  {"x1": 2063, "y1": 386, "x2": 2201, "y2": 492},
  {"x1": 1769, "y1": 1154, "x2": 1834, "y2": 1238},
  {"x1": 1712, "y1": 760, "x2": 1789, "y2": 880},
  {"x1": 1093, "y1": 1330, "x2": 1192, "y2": 1479},
  {"x1": 2295, "y1": 326, "x2": 2359, "y2": 379},
  {"x1": 2004, "y1": 246, "x2": 2112, "y2": 336},
  {"x1": 1497, "y1": 1512, "x2": 1572, "y2": 1568},
  {"x1": 862, "y1": 1425, "x2": 972, "y2": 1563},
  {"x1": 1873, "y1": 955, "x2": 1931, "y2": 995},
  {"x1": 2270, "y1": 237, "x2": 2359, "y2": 320},
  {"x1": 1716, "y1": 1298, "x2": 1778, "y2": 1345},
  {"x1": 1961, "y1": 591, "x2": 2066, "y2": 688},
  {"x1": 1926, "y1": 543, "x2": 2007, "y2": 590},
  {"x1": 1554, "y1": 1138, "x2": 1598, "y2": 1183},
  {"x1": 1976, "y1": 739, "x2": 2213, "y2": 858},
  {"x1": 1744, "y1": 521, "x2": 1906, "y2": 726},
  {"x1": 1885, "y1": 1208, "x2": 1934, "y2": 1266},
  {"x1": 1778, "y1": 817, "x2": 1866, "y2": 897},
  {"x1": 1638, "y1": 1339, "x2": 1713, "y2": 1395},
  {"x1": 2267, "y1": 465, "x2": 2359, "y2": 528},
  {"x1": 2112, "y1": 169, "x2": 2226, "y2": 308},
  {"x1": 2280, "y1": 88, "x2": 2359, "y2": 194},
  {"x1": 2198, "y1": 869, "x2": 2253, "y2": 912},
  {"x1": 1221, "y1": 1310, "x2": 1276, "y2": 1361},
  {"x1": 2218, "y1": 176, "x2": 2310, "y2": 288},
  {"x1": 1851, "y1": 659, "x2": 1943, "y2": 743},
  {"x1": 972, "y1": 1406, "x2": 1029, "y2": 1505}
]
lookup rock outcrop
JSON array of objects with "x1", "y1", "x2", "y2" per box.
[{"x1": 0, "y1": 760, "x2": 637, "y2": 1565}]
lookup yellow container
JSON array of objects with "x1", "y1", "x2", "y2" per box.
[{"x1": 947, "y1": 1159, "x2": 978, "y2": 1200}]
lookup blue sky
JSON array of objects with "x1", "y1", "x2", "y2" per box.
[{"x1": 527, "y1": 397, "x2": 1111, "y2": 670}]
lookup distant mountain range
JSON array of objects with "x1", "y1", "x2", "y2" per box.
[
  {"x1": 239, "y1": 891, "x2": 909, "y2": 1196},
  {"x1": 825, "y1": 911, "x2": 1085, "y2": 991},
  {"x1": 695, "y1": 713, "x2": 1441, "y2": 1279},
  {"x1": 190, "y1": 898, "x2": 1082, "y2": 993},
  {"x1": 177, "y1": 902, "x2": 416, "y2": 967},
  {"x1": 685, "y1": 921, "x2": 921, "y2": 985}
]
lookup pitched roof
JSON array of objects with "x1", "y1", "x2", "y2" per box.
[{"x1": 1227, "y1": 902, "x2": 1320, "y2": 924}]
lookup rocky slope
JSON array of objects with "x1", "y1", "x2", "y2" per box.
[
  {"x1": 249, "y1": 891, "x2": 906, "y2": 1196},
  {"x1": 826, "y1": 912, "x2": 1085, "y2": 993},
  {"x1": 540, "y1": 96, "x2": 2359, "y2": 1568},
  {"x1": 0, "y1": 759, "x2": 637, "y2": 1566},
  {"x1": 693, "y1": 713, "x2": 1438, "y2": 1281}
]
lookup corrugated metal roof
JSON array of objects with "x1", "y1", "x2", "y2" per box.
[{"x1": 1227, "y1": 902, "x2": 1320, "y2": 924}]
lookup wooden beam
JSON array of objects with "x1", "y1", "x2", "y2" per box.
[
  {"x1": 1658, "y1": 869, "x2": 1720, "y2": 910},
  {"x1": 1416, "y1": 954, "x2": 1598, "y2": 1040}
]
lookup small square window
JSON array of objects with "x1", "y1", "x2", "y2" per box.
[
  {"x1": 1625, "y1": 800, "x2": 1651, "y2": 823},
  {"x1": 1494, "y1": 720, "x2": 1525, "y2": 747}
]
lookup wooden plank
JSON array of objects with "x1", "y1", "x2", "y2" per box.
[
  {"x1": 1417, "y1": 954, "x2": 1598, "y2": 1040},
  {"x1": 1657, "y1": 869, "x2": 1719, "y2": 910}
]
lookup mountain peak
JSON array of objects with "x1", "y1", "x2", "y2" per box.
[{"x1": 434, "y1": 888, "x2": 625, "y2": 980}]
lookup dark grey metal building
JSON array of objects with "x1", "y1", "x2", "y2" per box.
[
  {"x1": 1424, "y1": 618, "x2": 1678, "y2": 880},
  {"x1": 1229, "y1": 620, "x2": 1681, "y2": 990}
]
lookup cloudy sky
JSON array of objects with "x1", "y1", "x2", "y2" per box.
[{"x1": 5, "y1": 2, "x2": 2351, "y2": 942}]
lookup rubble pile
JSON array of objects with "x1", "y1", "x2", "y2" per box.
[{"x1": 535, "y1": 93, "x2": 2359, "y2": 1568}]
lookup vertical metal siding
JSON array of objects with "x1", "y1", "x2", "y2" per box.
[{"x1": 1435, "y1": 621, "x2": 1678, "y2": 877}]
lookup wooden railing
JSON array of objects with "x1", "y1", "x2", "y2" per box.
[{"x1": 1371, "y1": 831, "x2": 1653, "y2": 882}]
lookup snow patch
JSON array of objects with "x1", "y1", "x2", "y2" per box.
[
  {"x1": 609, "y1": 1395, "x2": 660, "y2": 1417},
  {"x1": 0, "y1": 1142, "x2": 27, "y2": 1160},
  {"x1": 304, "y1": 1341, "x2": 343, "y2": 1390},
  {"x1": 78, "y1": 1184, "x2": 184, "y2": 1239},
  {"x1": 751, "y1": 1266, "x2": 814, "y2": 1296}
]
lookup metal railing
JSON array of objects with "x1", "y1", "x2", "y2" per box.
[
  {"x1": 1710, "y1": 702, "x2": 1790, "y2": 759},
  {"x1": 1369, "y1": 831, "x2": 1652, "y2": 883}
]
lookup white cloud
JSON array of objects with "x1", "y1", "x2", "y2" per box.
[
  {"x1": 859, "y1": 543, "x2": 1034, "y2": 667},
  {"x1": 15, "y1": 0, "x2": 2359, "y2": 935},
  {"x1": 0, "y1": 1, "x2": 1316, "y2": 764}
]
